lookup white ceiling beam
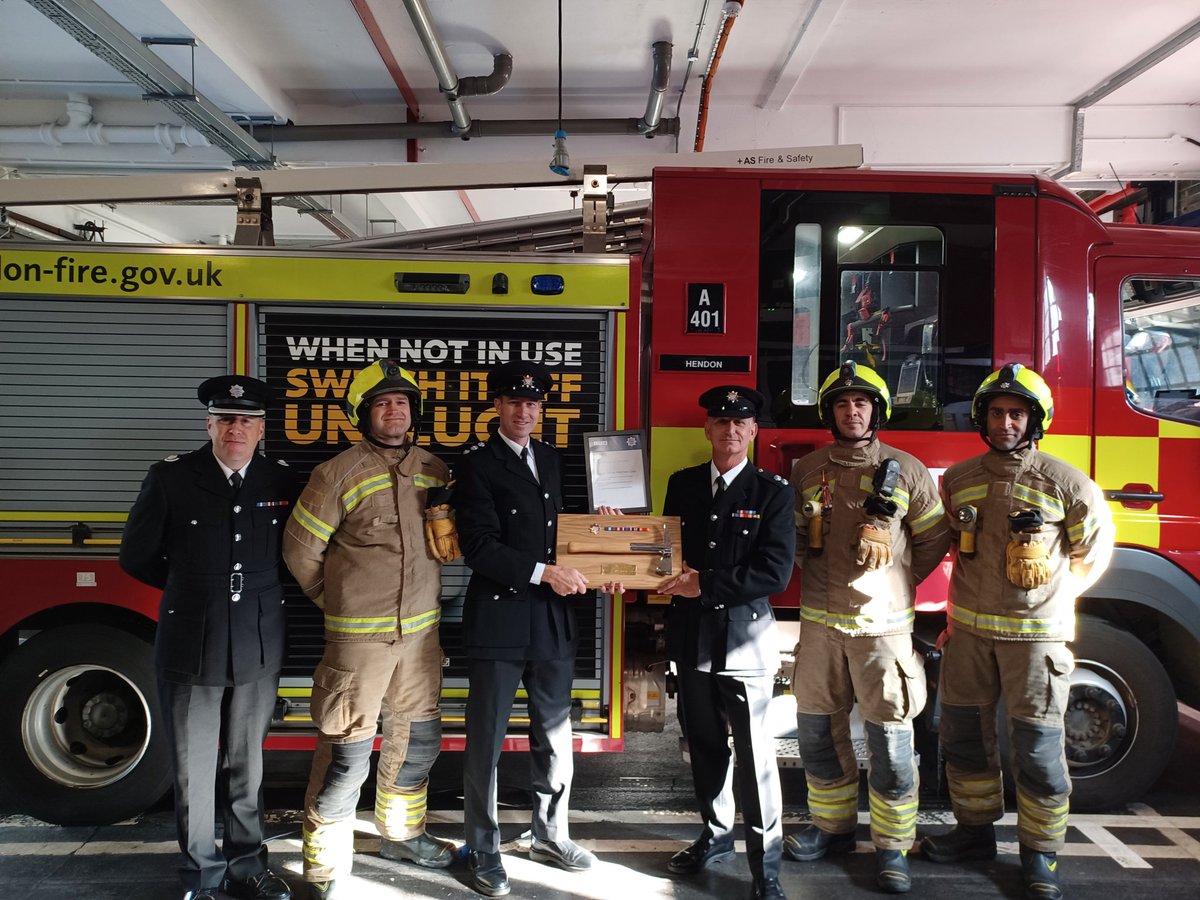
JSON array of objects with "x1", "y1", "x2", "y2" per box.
[
  {"x1": 158, "y1": 0, "x2": 299, "y2": 122},
  {"x1": 0, "y1": 144, "x2": 863, "y2": 205},
  {"x1": 758, "y1": 0, "x2": 846, "y2": 111}
]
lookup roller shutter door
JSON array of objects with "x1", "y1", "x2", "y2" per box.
[{"x1": 0, "y1": 299, "x2": 228, "y2": 531}]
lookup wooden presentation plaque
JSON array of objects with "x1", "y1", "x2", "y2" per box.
[{"x1": 556, "y1": 514, "x2": 683, "y2": 589}]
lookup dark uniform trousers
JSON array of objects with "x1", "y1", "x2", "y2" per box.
[
  {"x1": 454, "y1": 434, "x2": 579, "y2": 854},
  {"x1": 664, "y1": 461, "x2": 796, "y2": 883},
  {"x1": 121, "y1": 445, "x2": 297, "y2": 893}
]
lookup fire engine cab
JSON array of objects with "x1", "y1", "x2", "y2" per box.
[{"x1": 0, "y1": 162, "x2": 1197, "y2": 824}]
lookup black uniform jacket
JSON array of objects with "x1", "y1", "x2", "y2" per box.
[
  {"x1": 663, "y1": 461, "x2": 795, "y2": 674},
  {"x1": 454, "y1": 434, "x2": 575, "y2": 661},
  {"x1": 120, "y1": 444, "x2": 300, "y2": 685}
]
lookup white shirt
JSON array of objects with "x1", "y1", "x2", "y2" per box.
[
  {"x1": 710, "y1": 457, "x2": 749, "y2": 495},
  {"x1": 213, "y1": 450, "x2": 251, "y2": 486},
  {"x1": 497, "y1": 431, "x2": 546, "y2": 584}
]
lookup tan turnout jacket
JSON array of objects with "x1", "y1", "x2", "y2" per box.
[
  {"x1": 791, "y1": 440, "x2": 950, "y2": 636},
  {"x1": 940, "y1": 445, "x2": 1114, "y2": 642},
  {"x1": 284, "y1": 439, "x2": 448, "y2": 642}
]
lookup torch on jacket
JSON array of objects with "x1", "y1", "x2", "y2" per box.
[
  {"x1": 791, "y1": 441, "x2": 950, "y2": 636},
  {"x1": 284, "y1": 439, "x2": 449, "y2": 641}
]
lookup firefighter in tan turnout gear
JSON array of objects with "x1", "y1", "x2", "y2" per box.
[
  {"x1": 920, "y1": 364, "x2": 1114, "y2": 900},
  {"x1": 784, "y1": 362, "x2": 950, "y2": 893},
  {"x1": 283, "y1": 360, "x2": 461, "y2": 900}
]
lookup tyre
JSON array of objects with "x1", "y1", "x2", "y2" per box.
[
  {"x1": 1064, "y1": 614, "x2": 1178, "y2": 811},
  {"x1": 0, "y1": 624, "x2": 173, "y2": 824}
]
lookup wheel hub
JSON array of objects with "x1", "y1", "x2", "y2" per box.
[
  {"x1": 1064, "y1": 666, "x2": 1130, "y2": 769},
  {"x1": 20, "y1": 664, "x2": 151, "y2": 789}
]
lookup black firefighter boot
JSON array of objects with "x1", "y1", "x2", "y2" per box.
[
  {"x1": 1019, "y1": 846, "x2": 1064, "y2": 900},
  {"x1": 920, "y1": 823, "x2": 997, "y2": 863}
]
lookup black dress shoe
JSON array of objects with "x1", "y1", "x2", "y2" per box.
[
  {"x1": 183, "y1": 891, "x2": 218, "y2": 900},
  {"x1": 469, "y1": 850, "x2": 511, "y2": 898},
  {"x1": 223, "y1": 868, "x2": 292, "y2": 900},
  {"x1": 667, "y1": 838, "x2": 736, "y2": 875},
  {"x1": 749, "y1": 877, "x2": 788, "y2": 899},
  {"x1": 530, "y1": 837, "x2": 596, "y2": 871}
]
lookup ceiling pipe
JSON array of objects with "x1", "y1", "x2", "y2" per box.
[
  {"x1": 402, "y1": 0, "x2": 511, "y2": 136},
  {"x1": 637, "y1": 41, "x2": 673, "y2": 136},
  {"x1": 0, "y1": 94, "x2": 211, "y2": 151},
  {"x1": 249, "y1": 117, "x2": 681, "y2": 143},
  {"x1": 695, "y1": 1, "x2": 743, "y2": 152}
]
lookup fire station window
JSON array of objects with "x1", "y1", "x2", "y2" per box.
[
  {"x1": 758, "y1": 190, "x2": 995, "y2": 432},
  {"x1": 1123, "y1": 277, "x2": 1200, "y2": 425}
]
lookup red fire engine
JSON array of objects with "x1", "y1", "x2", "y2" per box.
[{"x1": 0, "y1": 163, "x2": 1197, "y2": 825}]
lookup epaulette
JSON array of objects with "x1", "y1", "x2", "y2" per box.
[
  {"x1": 463, "y1": 442, "x2": 485, "y2": 455},
  {"x1": 758, "y1": 467, "x2": 788, "y2": 486},
  {"x1": 163, "y1": 453, "x2": 180, "y2": 462}
]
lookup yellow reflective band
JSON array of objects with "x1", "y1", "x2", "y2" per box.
[
  {"x1": 293, "y1": 502, "x2": 335, "y2": 543},
  {"x1": 401, "y1": 608, "x2": 441, "y2": 634},
  {"x1": 801, "y1": 605, "x2": 914, "y2": 632},
  {"x1": 376, "y1": 786, "x2": 427, "y2": 831},
  {"x1": 412, "y1": 472, "x2": 446, "y2": 490},
  {"x1": 303, "y1": 823, "x2": 352, "y2": 868},
  {"x1": 809, "y1": 782, "x2": 858, "y2": 800},
  {"x1": 951, "y1": 484, "x2": 989, "y2": 507},
  {"x1": 342, "y1": 473, "x2": 393, "y2": 512},
  {"x1": 950, "y1": 604, "x2": 1064, "y2": 636},
  {"x1": 910, "y1": 501, "x2": 945, "y2": 535},
  {"x1": 324, "y1": 613, "x2": 399, "y2": 634},
  {"x1": 1067, "y1": 511, "x2": 1099, "y2": 543},
  {"x1": 1012, "y1": 482, "x2": 1065, "y2": 520}
]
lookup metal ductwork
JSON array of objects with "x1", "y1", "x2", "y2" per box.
[
  {"x1": 637, "y1": 41, "x2": 673, "y2": 136},
  {"x1": 402, "y1": 0, "x2": 511, "y2": 136}
]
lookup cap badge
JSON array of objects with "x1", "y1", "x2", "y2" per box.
[
  {"x1": 521, "y1": 374, "x2": 535, "y2": 388},
  {"x1": 843, "y1": 377, "x2": 854, "y2": 386},
  {"x1": 230, "y1": 384, "x2": 245, "y2": 398},
  {"x1": 725, "y1": 390, "x2": 740, "y2": 403},
  {"x1": 999, "y1": 381, "x2": 1011, "y2": 388}
]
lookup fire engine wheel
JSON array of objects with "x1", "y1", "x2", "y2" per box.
[
  {"x1": 0, "y1": 624, "x2": 172, "y2": 825},
  {"x1": 1064, "y1": 614, "x2": 1178, "y2": 811}
]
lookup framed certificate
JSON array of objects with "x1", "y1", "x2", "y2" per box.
[{"x1": 583, "y1": 430, "x2": 651, "y2": 512}]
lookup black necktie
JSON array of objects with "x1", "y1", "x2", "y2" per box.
[
  {"x1": 714, "y1": 477, "x2": 725, "y2": 500},
  {"x1": 520, "y1": 447, "x2": 529, "y2": 464},
  {"x1": 230, "y1": 472, "x2": 243, "y2": 491}
]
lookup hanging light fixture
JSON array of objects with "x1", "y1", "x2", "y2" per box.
[{"x1": 549, "y1": 0, "x2": 570, "y2": 176}]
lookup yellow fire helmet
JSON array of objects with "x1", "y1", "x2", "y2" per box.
[
  {"x1": 818, "y1": 360, "x2": 892, "y2": 436},
  {"x1": 971, "y1": 363, "x2": 1055, "y2": 441},
  {"x1": 345, "y1": 359, "x2": 422, "y2": 430}
]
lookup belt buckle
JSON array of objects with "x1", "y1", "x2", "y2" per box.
[{"x1": 230, "y1": 572, "x2": 244, "y2": 593}]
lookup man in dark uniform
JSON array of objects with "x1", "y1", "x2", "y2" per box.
[
  {"x1": 660, "y1": 385, "x2": 795, "y2": 900},
  {"x1": 453, "y1": 360, "x2": 594, "y2": 898},
  {"x1": 121, "y1": 375, "x2": 298, "y2": 900}
]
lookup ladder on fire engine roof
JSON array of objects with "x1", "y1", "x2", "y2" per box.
[{"x1": 0, "y1": 144, "x2": 863, "y2": 247}]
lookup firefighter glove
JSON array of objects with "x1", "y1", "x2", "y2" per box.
[
  {"x1": 424, "y1": 504, "x2": 461, "y2": 563},
  {"x1": 856, "y1": 522, "x2": 893, "y2": 570},
  {"x1": 1006, "y1": 536, "x2": 1052, "y2": 589}
]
